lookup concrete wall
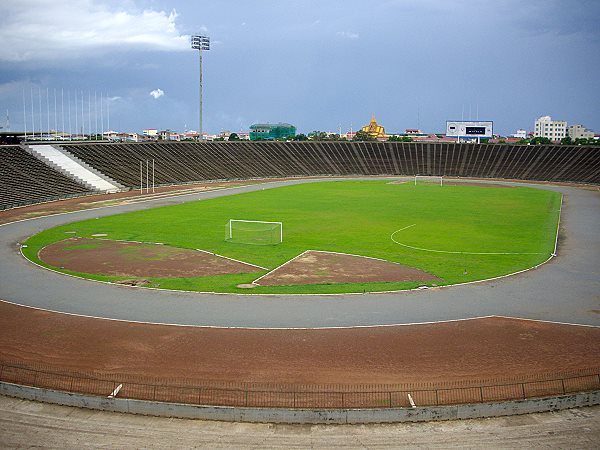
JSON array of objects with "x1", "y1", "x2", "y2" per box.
[{"x1": 2, "y1": 381, "x2": 599, "y2": 424}]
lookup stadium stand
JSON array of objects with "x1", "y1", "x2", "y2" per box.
[
  {"x1": 2, "y1": 142, "x2": 599, "y2": 210},
  {"x1": 0, "y1": 146, "x2": 93, "y2": 210},
  {"x1": 62, "y1": 142, "x2": 600, "y2": 188}
]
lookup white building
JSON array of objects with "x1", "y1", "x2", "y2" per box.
[
  {"x1": 512, "y1": 129, "x2": 527, "y2": 139},
  {"x1": 568, "y1": 124, "x2": 595, "y2": 140},
  {"x1": 534, "y1": 116, "x2": 567, "y2": 141}
]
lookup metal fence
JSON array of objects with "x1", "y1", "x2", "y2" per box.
[{"x1": 1, "y1": 361, "x2": 599, "y2": 409}]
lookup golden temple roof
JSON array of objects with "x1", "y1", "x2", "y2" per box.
[{"x1": 361, "y1": 114, "x2": 386, "y2": 138}]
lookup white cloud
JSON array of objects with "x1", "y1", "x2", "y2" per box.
[
  {"x1": 149, "y1": 89, "x2": 164, "y2": 99},
  {"x1": 336, "y1": 31, "x2": 359, "y2": 39},
  {"x1": 0, "y1": 0, "x2": 190, "y2": 62}
]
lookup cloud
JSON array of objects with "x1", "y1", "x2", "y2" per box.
[
  {"x1": 336, "y1": 31, "x2": 359, "y2": 39},
  {"x1": 149, "y1": 89, "x2": 164, "y2": 99},
  {"x1": 0, "y1": 0, "x2": 190, "y2": 62}
]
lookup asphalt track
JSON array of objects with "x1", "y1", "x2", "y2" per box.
[{"x1": 1, "y1": 178, "x2": 599, "y2": 329}]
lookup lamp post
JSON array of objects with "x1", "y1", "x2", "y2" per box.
[{"x1": 191, "y1": 35, "x2": 210, "y2": 141}]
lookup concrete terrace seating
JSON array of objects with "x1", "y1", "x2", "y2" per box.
[
  {"x1": 62, "y1": 142, "x2": 600, "y2": 188},
  {"x1": 0, "y1": 146, "x2": 93, "y2": 210}
]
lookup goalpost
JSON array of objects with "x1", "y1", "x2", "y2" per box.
[
  {"x1": 414, "y1": 175, "x2": 443, "y2": 186},
  {"x1": 225, "y1": 219, "x2": 283, "y2": 245}
]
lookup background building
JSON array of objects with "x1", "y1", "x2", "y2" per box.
[
  {"x1": 249, "y1": 123, "x2": 296, "y2": 141},
  {"x1": 568, "y1": 124, "x2": 595, "y2": 140},
  {"x1": 534, "y1": 116, "x2": 567, "y2": 141},
  {"x1": 512, "y1": 129, "x2": 527, "y2": 139},
  {"x1": 361, "y1": 114, "x2": 386, "y2": 139}
]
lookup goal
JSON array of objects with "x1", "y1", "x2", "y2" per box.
[
  {"x1": 414, "y1": 175, "x2": 443, "y2": 186},
  {"x1": 225, "y1": 220, "x2": 283, "y2": 245}
]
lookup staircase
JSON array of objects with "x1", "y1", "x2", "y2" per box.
[{"x1": 26, "y1": 144, "x2": 124, "y2": 193}]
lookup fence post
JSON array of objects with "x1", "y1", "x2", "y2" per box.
[
  {"x1": 153, "y1": 385, "x2": 157, "y2": 401},
  {"x1": 561, "y1": 379, "x2": 565, "y2": 394},
  {"x1": 388, "y1": 391, "x2": 392, "y2": 408},
  {"x1": 521, "y1": 383, "x2": 526, "y2": 399},
  {"x1": 293, "y1": 391, "x2": 296, "y2": 408},
  {"x1": 480, "y1": 386, "x2": 484, "y2": 402},
  {"x1": 245, "y1": 389, "x2": 248, "y2": 407},
  {"x1": 341, "y1": 392, "x2": 345, "y2": 408},
  {"x1": 435, "y1": 389, "x2": 439, "y2": 405}
]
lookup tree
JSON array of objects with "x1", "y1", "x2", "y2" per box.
[
  {"x1": 228, "y1": 133, "x2": 240, "y2": 141},
  {"x1": 353, "y1": 130, "x2": 375, "y2": 141},
  {"x1": 530, "y1": 136, "x2": 552, "y2": 145},
  {"x1": 572, "y1": 137, "x2": 598, "y2": 145},
  {"x1": 387, "y1": 135, "x2": 412, "y2": 142},
  {"x1": 308, "y1": 131, "x2": 328, "y2": 141},
  {"x1": 561, "y1": 136, "x2": 572, "y2": 145},
  {"x1": 293, "y1": 133, "x2": 308, "y2": 141}
]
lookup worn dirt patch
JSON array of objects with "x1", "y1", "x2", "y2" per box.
[
  {"x1": 39, "y1": 237, "x2": 262, "y2": 278},
  {"x1": 255, "y1": 250, "x2": 440, "y2": 286}
]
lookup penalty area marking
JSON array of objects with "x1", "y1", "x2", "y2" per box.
[{"x1": 390, "y1": 224, "x2": 545, "y2": 256}]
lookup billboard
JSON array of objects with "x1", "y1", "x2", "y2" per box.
[{"x1": 446, "y1": 121, "x2": 493, "y2": 138}]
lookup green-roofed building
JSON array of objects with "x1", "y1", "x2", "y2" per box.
[{"x1": 249, "y1": 123, "x2": 296, "y2": 141}]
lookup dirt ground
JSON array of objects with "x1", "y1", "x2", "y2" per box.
[
  {"x1": 255, "y1": 250, "x2": 439, "y2": 286},
  {"x1": 0, "y1": 301, "x2": 598, "y2": 387},
  {"x1": 39, "y1": 237, "x2": 262, "y2": 278},
  {"x1": 0, "y1": 180, "x2": 262, "y2": 225}
]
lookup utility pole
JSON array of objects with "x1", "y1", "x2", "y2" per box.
[{"x1": 191, "y1": 35, "x2": 210, "y2": 141}]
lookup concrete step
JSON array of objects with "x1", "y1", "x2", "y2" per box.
[{"x1": 26, "y1": 145, "x2": 122, "y2": 193}]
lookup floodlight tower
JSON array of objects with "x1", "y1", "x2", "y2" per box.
[{"x1": 191, "y1": 35, "x2": 210, "y2": 140}]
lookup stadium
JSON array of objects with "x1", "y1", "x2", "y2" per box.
[{"x1": 1, "y1": 140, "x2": 599, "y2": 423}]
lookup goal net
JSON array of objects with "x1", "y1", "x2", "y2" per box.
[
  {"x1": 225, "y1": 220, "x2": 283, "y2": 245},
  {"x1": 414, "y1": 175, "x2": 443, "y2": 186}
]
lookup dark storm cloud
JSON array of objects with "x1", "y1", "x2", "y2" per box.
[{"x1": 1, "y1": 0, "x2": 598, "y2": 136}]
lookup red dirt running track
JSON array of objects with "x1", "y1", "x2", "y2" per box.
[{"x1": 1, "y1": 301, "x2": 599, "y2": 386}]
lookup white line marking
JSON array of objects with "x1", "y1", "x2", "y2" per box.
[
  {"x1": 2, "y1": 297, "x2": 596, "y2": 330},
  {"x1": 390, "y1": 225, "x2": 545, "y2": 255},
  {"x1": 195, "y1": 249, "x2": 268, "y2": 270},
  {"x1": 552, "y1": 194, "x2": 563, "y2": 257},
  {"x1": 252, "y1": 251, "x2": 310, "y2": 285}
]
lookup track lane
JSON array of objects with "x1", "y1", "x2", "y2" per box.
[{"x1": 1, "y1": 178, "x2": 599, "y2": 328}]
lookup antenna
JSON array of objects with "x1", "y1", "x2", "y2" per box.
[
  {"x1": 4, "y1": 109, "x2": 9, "y2": 131},
  {"x1": 46, "y1": 87, "x2": 50, "y2": 138},
  {"x1": 30, "y1": 87, "x2": 35, "y2": 139},
  {"x1": 22, "y1": 89, "x2": 27, "y2": 139},
  {"x1": 54, "y1": 88, "x2": 57, "y2": 139},
  {"x1": 107, "y1": 93, "x2": 110, "y2": 133},
  {"x1": 100, "y1": 92, "x2": 104, "y2": 139},
  {"x1": 61, "y1": 88, "x2": 64, "y2": 140}
]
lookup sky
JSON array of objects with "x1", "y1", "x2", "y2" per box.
[{"x1": 1, "y1": 0, "x2": 599, "y2": 136}]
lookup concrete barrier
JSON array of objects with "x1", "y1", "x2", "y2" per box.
[{"x1": 2, "y1": 381, "x2": 599, "y2": 424}]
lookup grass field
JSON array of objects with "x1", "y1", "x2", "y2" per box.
[{"x1": 23, "y1": 180, "x2": 562, "y2": 294}]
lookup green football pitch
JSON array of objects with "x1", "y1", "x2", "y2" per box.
[{"x1": 23, "y1": 180, "x2": 562, "y2": 294}]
